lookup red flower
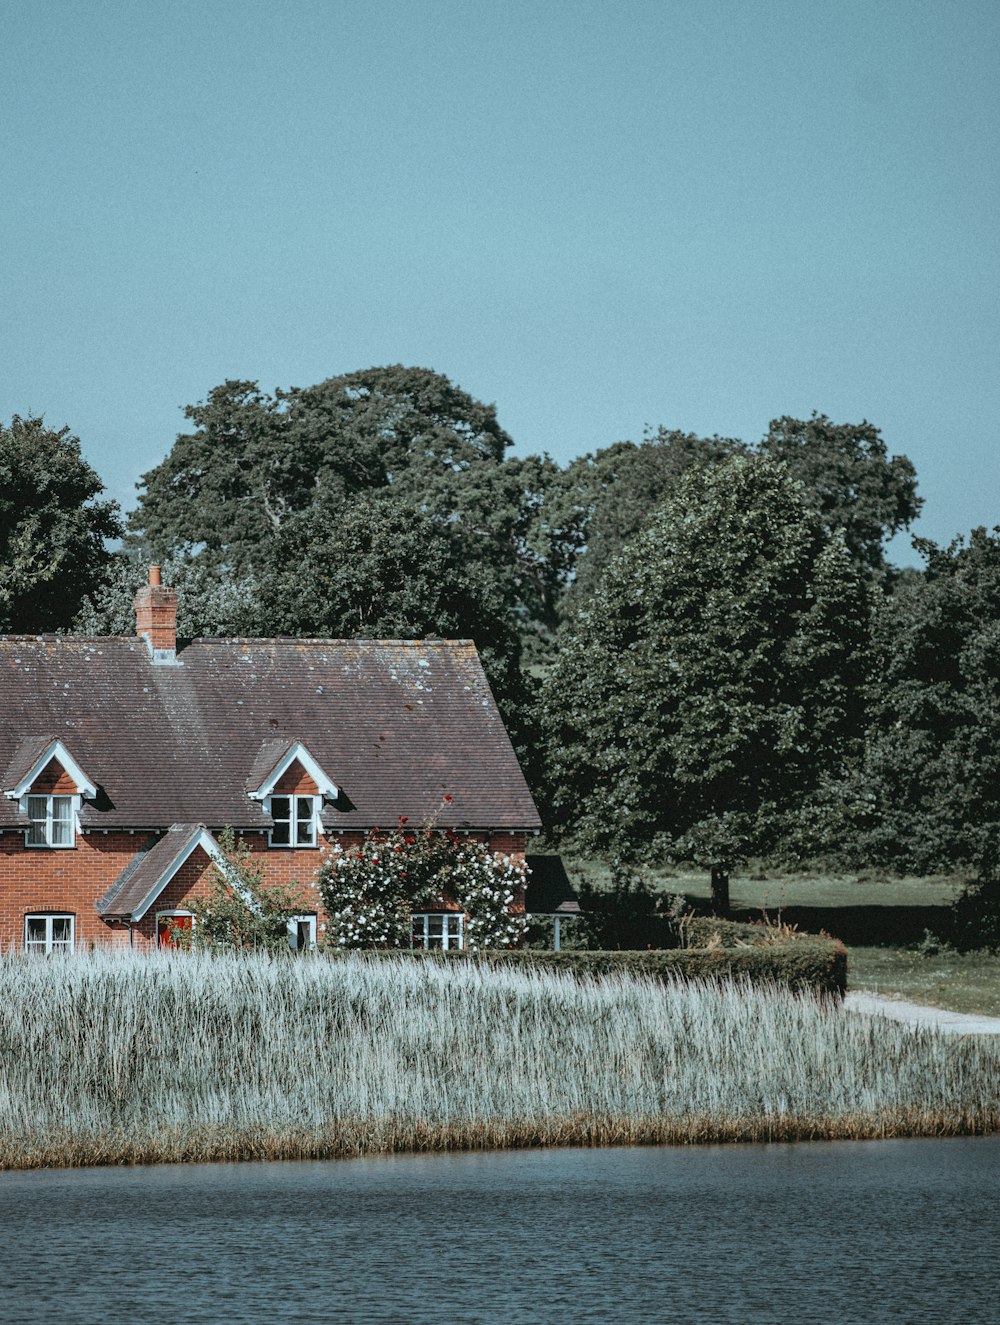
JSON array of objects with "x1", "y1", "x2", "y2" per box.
[
  {"x1": 398, "y1": 815, "x2": 409, "y2": 825},
  {"x1": 443, "y1": 794, "x2": 453, "y2": 804}
]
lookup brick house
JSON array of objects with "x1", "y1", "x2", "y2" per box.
[{"x1": 0, "y1": 569, "x2": 540, "y2": 954}]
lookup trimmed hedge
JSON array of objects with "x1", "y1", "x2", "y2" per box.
[{"x1": 322, "y1": 938, "x2": 847, "y2": 998}]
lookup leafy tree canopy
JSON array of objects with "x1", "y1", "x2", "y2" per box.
[
  {"x1": 862, "y1": 527, "x2": 1000, "y2": 873},
  {"x1": 538, "y1": 455, "x2": 873, "y2": 904},
  {"x1": 72, "y1": 550, "x2": 260, "y2": 638},
  {"x1": 759, "y1": 414, "x2": 921, "y2": 578},
  {"x1": 128, "y1": 366, "x2": 514, "y2": 571},
  {"x1": 0, "y1": 416, "x2": 122, "y2": 633},
  {"x1": 549, "y1": 427, "x2": 746, "y2": 606}
]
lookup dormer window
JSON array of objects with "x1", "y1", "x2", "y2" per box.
[
  {"x1": 26, "y1": 795, "x2": 75, "y2": 848},
  {"x1": 268, "y1": 795, "x2": 317, "y2": 848}
]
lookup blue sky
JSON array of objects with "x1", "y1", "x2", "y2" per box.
[{"x1": 2, "y1": 0, "x2": 997, "y2": 564}]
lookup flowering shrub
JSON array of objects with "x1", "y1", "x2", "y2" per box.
[{"x1": 317, "y1": 819, "x2": 527, "y2": 950}]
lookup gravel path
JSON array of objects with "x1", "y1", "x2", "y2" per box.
[{"x1": 844, "y1": 991, "x2": 1000, "y2": 1035}]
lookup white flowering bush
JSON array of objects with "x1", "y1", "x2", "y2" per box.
[{"x1": 317, "y1": 817, "x2": 528, "y2": 950}]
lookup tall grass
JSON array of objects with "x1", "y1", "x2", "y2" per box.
[{"x1": 0, "y1": 952, "x2": 996, "y2": 1169}]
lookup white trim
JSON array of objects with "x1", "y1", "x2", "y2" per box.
[
  {"x1": 24, "y1": 912, "x2": 75, "y2": 954},
  {"x1": 288, "y1": 914, "x2": 318, "y2": 951},
  {"x1": 131, "y1": 828, "x2": 225, "y2": 921},
  {"x1": 22, "y1": 793, "x2": 78, "y2": 848},
  {"x1": 410, "y1": 911, "x2": 464, "y2": 951},
  {"x1": 247, "y1": 742, "x2": 338, "y2": 801},
  {"x1": 4, "y1": 740, "x2": 97, "y2": 800},
  {"x1": 267, "y1": 794, "x2": 320, "y2": 848}
]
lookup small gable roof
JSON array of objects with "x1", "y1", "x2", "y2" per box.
[
  {"x1": 524, "y1": 855, "x2": 582, "y2": 916},
  {"x1": 98, "y1": 824, "x2": 223, "y2": 920},
  {"x1": 246, "y1": 739, "x2": 338, "y2": 800},
  {"x1": 3, "y1": 735, "x2": 97, "y2": 799},
  {"x1": 0, "y1": 637, "x2": 539, "y2": 833}
]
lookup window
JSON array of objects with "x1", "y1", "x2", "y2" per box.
[
  {"x1": 24, "y1": 914, "x2": 75, "y2": 954},
  {"x1": 411, "y1": 912, "x2": 464, "y2": 951},
  {"x1": 268, "y1": 795, "x2": 317, "y2": 847},
  {"x1": 156, "y1": 911, "x2": 193, "y2": 949},
  {"x1": 25, "y1": 795, "x2": 75, "y2": 848},
  {"x1": 288, "y1": 914, "x2": 317, "y2": 951}
]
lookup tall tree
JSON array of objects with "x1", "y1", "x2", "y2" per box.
[
  {"x1": 538, "y1": 455, "x2": 872, "y2": 911},
  {"x1": 0, "y1": 416, "x2": 122, "y2": 632},
  {"x1": 128, "y1": 366, "x2": 573, "y2": 664},
  {"x1": 549, "y1": 428, "x2": 746, "y2": 606},
  {"x1": 129, "y1": 366, "x2": 514, "y2": 572},
  {"x1": 862, "y1": 527, "x2": 1000, "y2": 874},
  {"x1": 758, "y1": 414, "x2": 921, "y2": 578}
]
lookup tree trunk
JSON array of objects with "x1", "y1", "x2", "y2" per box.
[{"x1": 710, "y1": 866, "x2": 730, "y2": 918}]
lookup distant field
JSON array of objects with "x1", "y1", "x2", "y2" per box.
[
  {"x1": 558, "y1": 856, "x2": 1000, "y2": 1013},
  {"x1": 561, "y1": 856, "x2": 966, "y2": 911}
]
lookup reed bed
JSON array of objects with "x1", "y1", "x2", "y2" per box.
[{"x1": 0, "y1": 952, "x2": 996, "y2": 1169}]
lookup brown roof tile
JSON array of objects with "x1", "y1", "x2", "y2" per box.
[{"x1": 0, "y1": 636, "x2": 540, "y2": 834}]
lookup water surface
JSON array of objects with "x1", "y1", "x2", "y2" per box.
[{"x1": 0, "y1": 1139, "x2": 996, "y2": 1324}]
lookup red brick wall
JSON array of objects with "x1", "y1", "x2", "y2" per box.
[
  {"x1": 0, "y1": 825, "x2": 529, "y2": 953},
  {"x1": 32, "y1": 759, "x2": 78, "y2": 795},
  {"x1": 272, "y1": 764, "x2": 319, "y2": 795}
]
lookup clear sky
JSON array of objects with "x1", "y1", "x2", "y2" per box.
[{"x1": 2, "y1": 0, "x2": 997, "y2": 563}]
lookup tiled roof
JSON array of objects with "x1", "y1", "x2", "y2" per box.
[
  {"x1": 0, "y1": 636, "x2": 540, "y2": 833},
  {"x1": 98, "y1": 824, "x2": 217, "y2": 918},
  {"x1": 3, "y1": 734, "x2": 59, "y2": 792}
]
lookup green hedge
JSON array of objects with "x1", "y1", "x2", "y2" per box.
[{"x1": 323, "y1": 940, "x2": 847, "y2": 998}]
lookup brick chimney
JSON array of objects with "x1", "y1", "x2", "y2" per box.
[{"x1": 134, "y1": 566, "x2": 179, "y2": 664}]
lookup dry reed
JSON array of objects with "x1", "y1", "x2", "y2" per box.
[{"x1": 0, "y1": 952, "x2": 995, "y2": 1169}]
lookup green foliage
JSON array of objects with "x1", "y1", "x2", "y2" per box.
[
  {"x1": 317, "y1": 822, "x2": 527, "y2": 950},
  {"x1": 572, "y1": 867, "x2": 685, "y2": 950},
  {"x1": 73, "y1": 550, "x2": 261, "y2": 637},
  {"x1": 178, "y1": 829, "x2": 309, "y2": 952},
  {"x1": 538, "y1": 455, "x2": 873, "y2": 878},
  {"x1": 759, "y1": 414, "x2": 921, "y2": 579},
  {"x1": 862, "y1": 528, "x2": 1000, "y2": 874},
  {"x1": 0, "y1": 416, "x2": 122, "y2": 632},
  {"x1": 128, "y1": 366, "x2": 512, "y2": 571},
  {"x1": 550, "y1": 427, "x2": 746, "y2": 609}
]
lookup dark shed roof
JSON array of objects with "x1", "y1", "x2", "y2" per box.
[
  {"x1": 0, "y1": 636, "x2": 540, "y2": 833},
  {"x1": 524, "y1": 855, "x2": 581, "y2": 915}
]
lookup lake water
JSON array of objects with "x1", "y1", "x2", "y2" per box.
[{"x1": 0, "y1": 1139, "x2": 997, "y2": 1324}]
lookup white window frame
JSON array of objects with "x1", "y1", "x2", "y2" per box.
[
  {"x1": 288, "y1": 913, "x2": 318, "y2": 952},
  {"x1": 156, "y1": 909, "x2": 194, "y2": 949},
  {"x1": 23, "y1": 794, "x2": 77, "y2": 848},
  {"x1": 24, "y1": 913, "x2": 75, "y2": 954},
  {"x1": 411, "y1": 912, "x2": 464, "y2": 951},
  {"x1": 267, "y1": 794, "x2": 318, "y2": 848}
]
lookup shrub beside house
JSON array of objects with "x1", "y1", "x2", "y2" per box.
[{"x1": 0, "y1": 568, "x2": 539, "y2": 954}]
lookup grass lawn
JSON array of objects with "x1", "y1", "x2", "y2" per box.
[{"x1": 846, "y1": 946, "x2": 1000, "y2": 1018}]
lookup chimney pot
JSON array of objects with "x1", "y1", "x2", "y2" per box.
[{"x1": 135, "y1": 571, "x2": 178, "y2": 664}]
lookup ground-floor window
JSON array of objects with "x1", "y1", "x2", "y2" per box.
[
  {"x1": 156, "y1": 910, "x2": 193, "y2": 949},
  {"x1": 410, "y1": 912, "x2": 464, "y2": 951},
  {"x1": 24, "y1": 913, "x2": 75, "y2": 954},
  {"x1": 288, "y1": 914, "x2": 317, "y2": 951}
]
